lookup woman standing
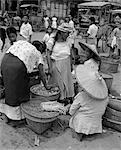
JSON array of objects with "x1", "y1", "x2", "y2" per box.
[
  {"x1": 69, "y1": 42, "x2": 108, "y2": 141},
  {"x1": 0, "y1": 38, "x2": 50, "y2": 126},
  {"x1": 47, "y1": 24, "x2": 74, "y2": 105}
]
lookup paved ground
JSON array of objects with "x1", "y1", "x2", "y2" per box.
[{"x1": 0, "y1": 32, "x2": 121, "y2": 150}]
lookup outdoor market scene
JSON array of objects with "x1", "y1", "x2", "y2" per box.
[{"x1": 1, "y1": 0, "x2": 121, "y2": 149}]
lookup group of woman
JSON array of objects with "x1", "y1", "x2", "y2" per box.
[{"x1": 0, "y1": 22, "x2": 109, "y2": 141}]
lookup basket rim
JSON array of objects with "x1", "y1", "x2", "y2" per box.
[
  {"x1": 30, "y1": 84, "x2": 60, "y2": 97},
  {"x1": 21, "y1": 100, "x2": 60, "y2": 119},
  {"x1": 24, "y1": 110, "x2": 58, "y2": 123}
]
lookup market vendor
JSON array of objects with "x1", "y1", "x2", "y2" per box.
[
  {"x1": 69, "y1": 42, "x2": 108, "y2": 141},
  {"x1": 0, "y1": 37, "x2": 51, "y2": 127}
]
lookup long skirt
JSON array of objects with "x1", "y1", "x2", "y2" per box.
[
  {"x1": 48, "y1": 57, "x2": 74, "y2": 100},
  {"x1": 0, "y1": 53, "x2": 30, "y2": 120}
]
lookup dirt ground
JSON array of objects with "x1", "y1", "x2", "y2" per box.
[{"x1": 0, "y1": 32, "x2": 121, "y2": 150}]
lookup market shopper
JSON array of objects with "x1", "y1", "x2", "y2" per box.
[
  {"x1": 0, "y1": 38, "x2": 50, "y2": 127},
  {"x1": 20, "y1": 15, "x2": 33, "y2": 42},
  {"x1": 69, "y1": 42, "x2": 108, "y2": 141},
  {"x1": 87, "y1": 17, "x2": 98, "y2": 47},
  {"x1": 47, "y1": 24, "x2": 74, "y2": 106}
]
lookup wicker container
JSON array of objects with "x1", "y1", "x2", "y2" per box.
[
  {"x1": 30, "y1": 84, "x2": 60, "y2": 101},
  {"x1": 104, "y1": 106, "x2": 121, "y2": 122},
  {"x1": 100, "y1": 72, "x2": 113, "y2": 90},
  {"x1": 103, "y1": 117, "x2": 121, "y2": 132},
  {"x1": 21, "y1": 99, "x2": 59, "y2": 134},
  {"x1": 108, "y1": 97, "x2": 121, "y2": 111},
  {"x1": 100, "y1": 57, "x2": 119, "y2": 73}
]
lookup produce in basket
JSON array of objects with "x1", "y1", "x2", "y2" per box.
[
  {"x1": 21, "y1": 100, "x2": 60, "y2": 119},
  {"x1": 31, "y1": 84, "x2": 59, "y2": 96}
]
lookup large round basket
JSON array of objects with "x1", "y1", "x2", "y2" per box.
[
  {"x1": 100, "y1": 57, "x2": 119, "y2": 73},
  {"x1": 104, "y1": 106, "x2": 121, "y2": 122},
  {"x1": 21, "y1": 99, "x2": 59, "y2": 134},
  {"x1": 108, "y1": 97, "x2": 121, "y2": 111},
  {"x1": 30, "y1": 84, "x2": 60, "y2": 101},
  {"x1": 100, "y1": 72, "x2": 113, "y2": 90},
  {"x1": 103, "y1": 117, "x2": 121, "y2": 132}
]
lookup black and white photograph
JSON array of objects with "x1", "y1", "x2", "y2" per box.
[{"x1": 0, "y1": 0, "x2": 121, "y2": 149}]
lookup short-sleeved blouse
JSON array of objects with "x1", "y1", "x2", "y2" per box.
[{"x1": 6, "y1": 40, "x2": 44, "y2": 73}]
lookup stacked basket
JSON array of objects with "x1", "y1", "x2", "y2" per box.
[{"x1": 103, "y1": 96, "x2": 121, "y2": 132}]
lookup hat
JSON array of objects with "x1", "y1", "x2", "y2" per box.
[
  {"x1": 79, "y1": 42, "x2": 99, "y2": 58},
  {"x1": 57, "y1": 24, "x2": 73, "y2": 33},
  {"x1": 75, "y1": 65, "x2": 108, "y2": 100}
]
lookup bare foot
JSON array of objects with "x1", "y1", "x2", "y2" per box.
[{"x1": 71, "y1": 129, "x2": 83, "y2": 141}]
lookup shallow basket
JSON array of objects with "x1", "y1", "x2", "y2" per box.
[
  {"x1": 30, "y1": 84, "x2": 60, "y2": 101},
  {"x1": 24, "y1": 112, "x2": 56, "y2": 134},
  {"x1": 21, "y1": 99, "x2": 59, "y2": 134},
  {"x1": 100, "y1": 72, "x2": 113, "y2": 90},
  {"x1": 100, "y1": 57, "x2": 119, "y2": 73}
]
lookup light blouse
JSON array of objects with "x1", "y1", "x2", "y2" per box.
[
  {"x1": 6, "y1": 40, "x2": 44, "y2": 73},
  {"x1": 20, "y1": 22, "x2": 33, "y2": 41}
]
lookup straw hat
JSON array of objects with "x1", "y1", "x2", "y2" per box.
[
  {"x1": 79, "y1": 42, "x2": 99, "y2": 58},
  {"x1": 57, "y1": 24, "x2": 73, "y2": 33},
  {"x1": 76, "y1": 64, "x2": 108, "y2": 100}
]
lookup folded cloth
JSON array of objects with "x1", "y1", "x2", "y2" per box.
[{"x1": 41, "y1": 101, "x2": 68, "y2": 114}]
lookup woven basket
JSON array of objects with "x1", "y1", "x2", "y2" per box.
[
  {"x1": 103, "y1": 117, "x2": 121, "y2": 132},
  {"x1": 108, "y1": 97, "x2": 121, "y2": 111},
  {"x1": 30, "y1": 84, "x2": 60, "y2": 101},
  {"x1": 21, "y1": 99, "x2": 59, "y2": 134},
  {"x1": 23, "y1": 111, "x2": 56, "y2": 134},
  {"x1": 100, "y1": 57, "x2": 119, "y2": 73},
  {"x1": 104, "y1": 106, "x2": 121, "y2": 122},
  {"x1": 100, "y1": 72, "x2": 113, "y2": 90}
]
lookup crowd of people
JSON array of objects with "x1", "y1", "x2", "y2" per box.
[{"x1": 0, "y1": 13, "x2": 116, "y2": 142}]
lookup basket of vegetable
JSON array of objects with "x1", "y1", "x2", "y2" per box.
[
  {"x1": 30, "y1": 84, "x2": 60, "y2": 101},
  {"x1": 21, "y1": 98, "x2": 59, "y2": 134}
]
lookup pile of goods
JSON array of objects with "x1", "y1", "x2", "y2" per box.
[
  {"x1": 103, "y1": 95, "x2": 121, "y2": 132},
  {"x1": 30, "y1": 84, "x2": 60, "y2": 101},
  {"x1": 41, "y1": 101, "x2": 68, "y2": 115}
]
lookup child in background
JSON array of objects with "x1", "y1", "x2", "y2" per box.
[
  {"x1": 20, "y1": 15, "x2": 33, "y2": 42},
  {"x1": 3, "y1": 27, "x2": 17, "y2": 52},
  {"x1": 0, "y1": 27, "x2": 17, "y2": 66},
  {"x1": 43, "y1": 26, "x2": 54, "y2": 45}
]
